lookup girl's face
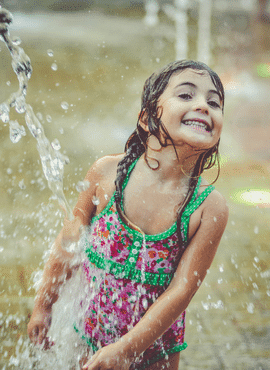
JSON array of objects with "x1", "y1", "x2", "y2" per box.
[{"x1": 157, "y1": 68, "x2": 224, "y2": 150}]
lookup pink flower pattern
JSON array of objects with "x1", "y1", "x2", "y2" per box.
[{"x1": 80, "y1": 198, "x2": 187, "y2": 367}]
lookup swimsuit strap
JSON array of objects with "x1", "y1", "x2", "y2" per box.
[
  {"x1": 180, "y1": 178, "x2": 215, "y2": 245},
  {"x1": 121, "y1": 156, "x2": 140, "y2": 192}
]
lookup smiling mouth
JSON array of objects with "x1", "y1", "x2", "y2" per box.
[{"x1": 182, "y1": 120, "x2": 211, "y2": 132}]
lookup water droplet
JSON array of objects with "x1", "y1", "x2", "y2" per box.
[
  {"x1": 219, "y1": 264, "x2": 224, "y2": 272},
  {"x1": 6, "y1": 80, "x2": 11, "y2": 86},
  {"x1": 12, "y1": 36, "x2": 21, "y2": 45},
  {"x1": 51, "y1": 63, "x2": 58, "y2": 71},
  {"x1": 201, "y1": 301, "x2": 210, "y2": 310},
  {"x1": 0, "y1": 103, "x2": 10, "y2": 123},
  {"x1": 47, "y1": 49, "x2": 54, "y2": 57},
  {"x1": 254, "y1": 226, "x2": 259, "y2": 234},
  {"x1": 101, "y1": 295, "x2": 106, "y2": 303},
  {"x1": 9, "y1": 120, "x2": 26, "y2": 143},
  {"x1": 194, "y1": 271, "x2": 198, "y2": 276},
  {"x1": 7, "y1": 168, "x2": 12, "y2": 174},
  {"x1": 156, "y1": 57, "x2": 160, "y2": 63},
  {"x1": 76, "y1": 181, "x2": 90, "y2": 192},
  {"x1": 61, "y1": 101, "x2": 69, "y2": 110},
  {"x1": 142, "y1": 298, "x2": 148, "y2": 310},
  {"x1": 46, "y1": 115, "x2": 52, "y2": 122},
  {"x1": 15, "y1": 95, "x2": 26, "y2": 113},
  {"x1": 0, "y1": 247, "x2": 3, "y2": 253},
  {"x1": 247, "y1": 303, "x2": 254, "y2": 314},
  {"x1": 254, "y1": 256, "x2": 259, "y2": 263},
  {"x1": 213, "y1": 216, "x2": 217, "y2": 222},
  {"x1": 36, "y1": 113, "x2": 43, "y2": 121},
  {"x1": 19, "y1": 179, "x2": 26, "y2": 189},
  {"x1": 92, "y1": 196, "x2": 100, "y2": 205},
  {"x1": 51, "y1": 139, "x2": 61, "y2": 151},
  {"x1": 260, "y1": 269, "x2": 270, "y2": 278}
]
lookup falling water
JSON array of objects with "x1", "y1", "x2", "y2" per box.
[
  {"x1": 0, "y1": 7, "x2": 89, "y2": 368},
  {"x1": 163, "y1": 0, "x2": 189, "y2": 60},
  {"x1": 143, "y1": 0, "x2": 159, "y2": 27},
  {"x1": 0, "y1": 6, "x2": 73, "y2": 221},
  {"x1": 197, "y1": 0, "x2": 212, "y2": 65}
]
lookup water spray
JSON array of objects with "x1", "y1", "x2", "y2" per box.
[{"x1": 0, "y1": 6, "x2": 73, "y2": 220}]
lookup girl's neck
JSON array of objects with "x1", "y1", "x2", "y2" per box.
[{"x1": 144, "y1": 137, "x2": 200, "y2": 183}]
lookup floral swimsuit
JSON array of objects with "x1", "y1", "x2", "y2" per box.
[{"x1": 75, "y1": 158, "x2": 214, "y2": 369}]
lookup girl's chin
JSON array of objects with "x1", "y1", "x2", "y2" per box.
[{"x1": 179, "y1": 133, "x2": 215, "y2": 148}]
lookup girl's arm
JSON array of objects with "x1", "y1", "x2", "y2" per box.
[
  {"x1": 84, "y1": 190, "x2": 229, "y2": 369},
  {"x1": 27, "y1": 160, "x2": 103, "y2": 346}
]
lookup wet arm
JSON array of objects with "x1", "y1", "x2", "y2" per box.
[
  {"x1": 28, "y1": 162, "x2": 102, "y2": 344},
  {"x1": 33, "y1": 161, "x2": 103, "y2": 307}
]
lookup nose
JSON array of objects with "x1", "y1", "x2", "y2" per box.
[
  {"x1": 196, "y1": 106, "x2": 209, "y2": 115},
  {"x1": 193, "y1": 97, "x2": 209, "y2": 115}
]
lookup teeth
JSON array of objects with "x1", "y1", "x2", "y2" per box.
[{"x1": 183, "y1": 120, "x2": 209, "y2": 130}]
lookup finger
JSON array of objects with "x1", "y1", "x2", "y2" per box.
[
  {"x1": 82, "y1": 353, "x2": 99, "y2": 369},
  {"x1": 28, "y1": 325, "x2": 39, "y2": 344},
  {"x1": 38, "y1": 326, "x2": 47, "y2": 345},
  {"x1": 43, "y1": 336, "x2": 54, "y2": 350},
  {"x1": 59, "y1": 204, "x2": 69, "y2": 219}
]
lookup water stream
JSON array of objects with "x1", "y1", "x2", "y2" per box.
[{"x1": 0, "y1": 6, "x2": 72, "y2": 221}]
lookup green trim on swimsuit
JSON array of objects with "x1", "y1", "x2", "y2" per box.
[
  {"x1": 180, "y1": 179, "x2": 215, "y2": 245},
  {"x1": 74, "y1": 324, "x2": 98, "y2": 352},
  {"x1": 74, "y1": 323, "x2": 187, "y2": 369},
  {"x1": 85, "y1": 241, "x2": 174, "y2": 286},
  {"x1": 138, "y1": 342, "x2": 188, "y2": 369}
]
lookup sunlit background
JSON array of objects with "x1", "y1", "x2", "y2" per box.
[{"x1": 0, "y1": 0, "x2": 269, "y2": 369}]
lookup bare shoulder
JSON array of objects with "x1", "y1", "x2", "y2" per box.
[
  {"x1": 201, "y1": 187, "x2": 229, "y2": 228},
  {"x1": 84, "y1": 153, "x2": 125, "y2": 182}
]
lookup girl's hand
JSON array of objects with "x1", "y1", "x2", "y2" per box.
[
  {"x1": 27, "y1": 306, "x2": 53, "y2": 349},
  {"x1": 82, "y1": 342, "x2": 133, "y2": 370}
]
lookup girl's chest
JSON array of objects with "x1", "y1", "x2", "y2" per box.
[{"x1": 122, "y1": 182, "x2": 202, "y2": 239}]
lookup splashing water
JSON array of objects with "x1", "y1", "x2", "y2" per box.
[
  {"x1": 0, "y1": 8, "x2": 175, "y2": 370},
  {"x1": 0, "y1": 6, "x2": 73, "y2": 220},
  {"x1": 0, "y1": 7, "x2": 87, "y2": 367}
]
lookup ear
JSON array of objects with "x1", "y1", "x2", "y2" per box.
[{"x1": 138, "y1": 110, "x2": 149, "y2": 133}]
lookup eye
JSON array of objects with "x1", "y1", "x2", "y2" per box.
[
  {"x1": 208, "y1": 100, "x2": 221, "y2": 108},
  {"x1": 178, "y1": 93, "x2": 192, "y2": 100}
]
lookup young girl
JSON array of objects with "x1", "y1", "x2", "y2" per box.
[{"x1": 28, "y1": 60, "x2": 229, "y2": 370}]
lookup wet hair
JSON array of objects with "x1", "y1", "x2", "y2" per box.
[{"x1": 115, "y1": 60, "x2": 225, "y2": 245}]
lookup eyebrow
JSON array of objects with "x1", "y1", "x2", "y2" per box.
[{"x1": 175, "y1": 82, "x2": 222, "y2": 101}]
